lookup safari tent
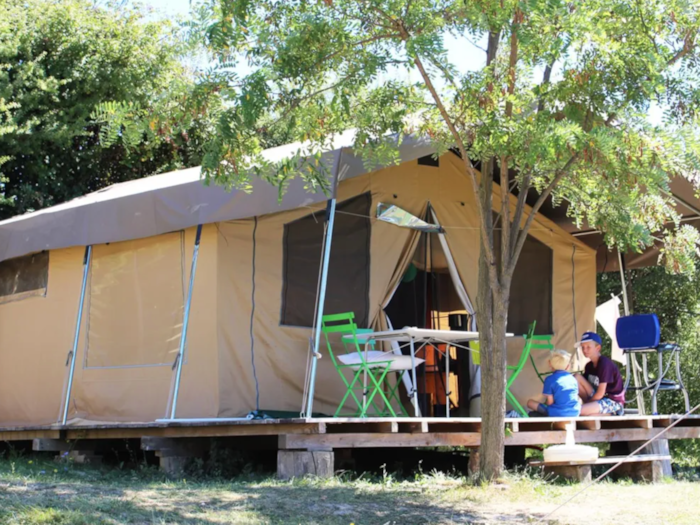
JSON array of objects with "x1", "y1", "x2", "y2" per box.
[{"x1": 0, "y1": 133, "x2": 596, "y2": 427}]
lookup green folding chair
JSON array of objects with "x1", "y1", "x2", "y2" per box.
[
  {"x1": 321, "y1": 312, "x2": 403, "y2": 417},
  {"x1": 525, "y1": 321, "x2": 556, "y2": 383},
  {"x1": 354, "y1": 328, "x2": 408, "y2": 417},
  {"x1": 506, "y1": 322, "x2": 540, "y2": 418}
]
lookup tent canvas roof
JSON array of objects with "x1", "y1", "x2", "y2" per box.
[
  {"x1": 532, "y1": 175, "x2": 700, "y2": 272},
  {"x1": 0, "y1": 131, "x2": 434, "y2": 263},
  {"x1": 1, "y1": 127, "x2": 698, "y2": 271}
]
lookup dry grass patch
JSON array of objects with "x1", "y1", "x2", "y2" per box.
[{"x1": 0, "y1": 454, "x2": 698, "y2": 524}]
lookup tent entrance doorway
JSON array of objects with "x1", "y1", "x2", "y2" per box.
[{"x1": 384, "y1": 231, "x2": 474, "y2": 418}]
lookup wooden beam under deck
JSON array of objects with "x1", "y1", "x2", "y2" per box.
[
  {"x1": 279, "y1": 426, "x2": 700, "y2": 449},
  {"x1": 65, "y1": 422, "x2": 325, "y2": 440},
  {"x1": 0, "y1": 415, "x2": 697, "y2": 443},
  {"x1": 0, "y1": 429, "x2": 61, "y2": 441}
]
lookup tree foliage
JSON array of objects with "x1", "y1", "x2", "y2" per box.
[
  {"x1": 0, "y1": 0, "x2": 209, "y2": 218},
  {"x1": 180, "y1": 0, "x2": 700, "y2": 264}
]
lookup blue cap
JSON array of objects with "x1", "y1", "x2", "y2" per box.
[{"x1": 579, "y1": 331, "x2": 602, "y2": 346}]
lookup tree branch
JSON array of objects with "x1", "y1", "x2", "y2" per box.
[
  {"x1": 393, "y1": 18, "x2": 499, "y2": 281},
  {"x1": 668, "y1": 30, "x2": 697, "y2": 66},
  {"x1": 501, "y1": 13, "x2": 520, "y2": 276},
  {"x1": 508, "y1": 153, "x2": 580, "y2": 274},
  {"x1": 509, "y1": 171, "x2": 532, "y2": 258},
  {"x1": 537, "y1": 62, "x2": 554, "y2": 113},
  {"x1": 315, "y1": 33, "x2": 401, "y2": 67},
  {"x1": 267, "y1": 68, "x2": 368, "y2": 128},
  {"x1": 635, "y1": 0, "x2": 660, "y2": 55}
]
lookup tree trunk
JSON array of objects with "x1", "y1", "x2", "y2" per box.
[
  {"x1": 479, "y1": 292, "x2": 509, "y2": 480},
  {"x1": 474, "y1": 157, "x2": 508, "y2": 480}
]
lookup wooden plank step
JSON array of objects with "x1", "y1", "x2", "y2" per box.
[
  {"x1": 529, "y1": 454, "x2": 671, "y2": 467},
  {"x1": 33, "y1": 439, "x2": 107, "y2": 452}
]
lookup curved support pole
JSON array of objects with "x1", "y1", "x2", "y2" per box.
[
  {"x1": 167, "y1": 224, "x2": 203, "y2": 420},
  {"x1": 61, "y1": 245, "x2": 92, "y2": 425}
]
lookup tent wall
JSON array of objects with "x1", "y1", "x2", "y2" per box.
[
  {"x1": 0, "y1": 154, "x2": 595, "y2": 425},
  {"x1": 70, "y1": 225, "x2": 220, "y2": 422},
  {"x1": 215, "y1": 174, "x2": 421, "y2": 416},
  {"x1": 0, "y1": 225, "x2": 220, "y2": 425},
  {"x1": 215, "y1": 153, "x2": 596, "y2": 417},
  {"x1": 0, "y1": 247, "x2": 83, "y2": 425}
]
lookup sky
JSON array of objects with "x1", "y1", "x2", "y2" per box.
[
  {"x1": 133, "y1": 0, "x2": 663, "y2": 124},
  {"x1": 138, "y1": 0, "x2": 190, "y2": 18},
  {"x1": 135, "y1": 0, "x2": 487, "y2": 77}
]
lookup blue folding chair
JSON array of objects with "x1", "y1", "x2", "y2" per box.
[{"x1": 617, "y1": 314, "x2": 690, "y2": 414}]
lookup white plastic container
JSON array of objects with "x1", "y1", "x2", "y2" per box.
[{"x1": 543, "y1": 423, "x2": 599, "y2": 464}]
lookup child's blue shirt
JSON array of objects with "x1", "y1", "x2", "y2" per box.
[{"x1": 542, "y1": 370, "x2": 581, "y2": 417}]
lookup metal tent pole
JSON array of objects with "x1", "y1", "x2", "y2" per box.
[
  {"x1": 304, "y1": 151, "x2": 342, "y2": 419},
  {"x1": 305, "y1": 198, "x2": 337, "y2": 418},
  {"x1": 168, "y1": 224, "x2": 203, "y2": 420},
  {"x1": 618, "y1": 250, "x2": 645, "y2": 414},
  {"x1": 61, "y1": 245, "x2": 92, "y2": 425}
]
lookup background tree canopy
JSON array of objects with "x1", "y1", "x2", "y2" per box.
[{"x1": 0, "y1": 0, "x2": 211, "y2": 219}]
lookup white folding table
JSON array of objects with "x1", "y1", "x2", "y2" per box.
[{"x1": 344, "y1": 327, "x2": 515, "y2": 417}]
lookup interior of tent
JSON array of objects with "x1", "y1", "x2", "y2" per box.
[{"x1": 0, "y1": 151, "x2": 596, "y2": 426}]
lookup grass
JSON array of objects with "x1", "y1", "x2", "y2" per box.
[{"x1": 1, "y1": 452, "x2": 699, "y2": 524}]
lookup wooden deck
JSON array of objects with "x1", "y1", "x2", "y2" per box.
[{"x1": 1, "y1": 415, "x2": 699, "y2": 448}]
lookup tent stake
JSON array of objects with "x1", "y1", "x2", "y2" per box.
[
  {"x1": 305, "y1": 198, "x2": 337, "y2": 418},
  {"x1": 168, "y1": 224, "x2": 203, "y2": 420},
  {"x1": 61, "y1": 245, "x2": 92, "y2": 425}
]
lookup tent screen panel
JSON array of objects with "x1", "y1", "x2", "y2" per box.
[
  {"x1": 0, "y1": 251, "x2": 49, "y2": 304},
  {"x1": 282, "y1": 193, "x2": 371, "y2": 328},
  {"x1": 494, "y1": 233, "x2": 553, "y2": 335},
  {"x1": 84, "y1": 232, "x2": 185, "y2": 368}
]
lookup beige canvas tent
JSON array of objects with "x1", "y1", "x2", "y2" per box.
[{"x1": 0, "y1": 135, "x2": 596, "y2": 427}]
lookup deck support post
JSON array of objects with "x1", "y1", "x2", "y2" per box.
[
  {"x1": 142, "y1": 437, "x2": 209, "y2": 478},
  {"x1": 277, "y1": 450, "x2": 334, "y2": 479},
  {"x1": 468, "y1": 447, "x2": 480, "y2": 476},
  {"x1": 544, "y1": 464, "x2": 592, "y2": 483},
  {"x1": 278, "y1": 434, "x2": 334, "y2": 479},
  {"x1": 621, "y1": 440, "x2": 671, "y2": 482}
]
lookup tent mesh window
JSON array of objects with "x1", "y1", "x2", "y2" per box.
[
  {"x1": 281, "y1": 192, "x2": 371, "y2": 328},
  {"x1": 0, "y1": 251, "x2": 49, "y2": 304},
  {"x1": 494, "y1": 231, "x2": 553, "y2": 335}
]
